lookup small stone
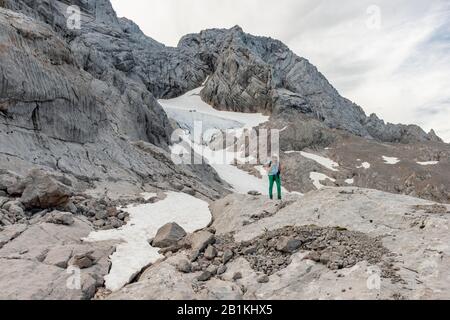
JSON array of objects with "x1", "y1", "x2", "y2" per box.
[
  {"x1": 191, "y1": 262, "x2": 202, "y2": 272},
  {"x1": 223, "y1": 249, "x2": 234, "y2": 264},
  {"x1": 248, "y1": 190, "x2": 262, "y2": 196},
  {"x1": 95, "y1": 211, "x2": 108, "y2": 220},
  {"x1": 197, "y1": 271, "x2": 212, "y2": 282},
  {"x1": 176, "y1": 259, "x2": 192, "y2": 273},
  {"x1": 304, "y1": 251, "x2": 321, "y2": 262},
  {"x1": 206, "y1": 265, "x2": 218, "y2": 275},
  {"x1": 65, "y1": 201, "x2": 78, "y2": 214},
  {"x1": 204, "y1": 245, "x2": 218, "y2": 260},
  {"x1": 106, "y1": 206, "x2": 118, "y2": 217},
  {"x1": 217, "y1": 265, "x2": 227, "y2": 275},
  {"x1": 276, "y1": 237, "x2": 302, "y2": 253},
  {"x1": 232, "y1": 272, "x2": 243, "y2": 281},
  {"x1": 109, "y1": 217, "x2": 123, "y2": 229},
  {"x1": 320, "y1": 253, "x2": 331, "y2": 265},
  {"x1": 93, "y1": 220, "x2": 105, "y2": 227},
  {"x1": 45, "y1": 211, "x2": 75, "y2": 226},
  {"x1": 243, "y1": 246, "x2": 257, "y2": 255},
  {"x1": 69, "y1": 254, "x2": 94, "y2": 269},
  {"x1": 257, "y1": 275, "x2": 270, "y2": 283}
]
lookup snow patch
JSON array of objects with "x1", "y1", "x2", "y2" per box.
[
  {"x1": 84, "y1": 192, "x2": 212, "y2": 292},
  {"x1": 345, "y1": 178, "x2": 355, "y2": 185},
  {"x1": 357, "y1": 162, "x2": 371, "y2": 169},
  {"x1": 382, "y1": 156, "x2": 400, "y2": 165},
  {"x1": 417, "y1": 161, "x2": 439, "y2": 166},
  {"x1": 310, "y1": 172, "x2": 336, "y2": 190},
  {"x1": 285, "y1": 150, "x2": 339, "y2": 171}
]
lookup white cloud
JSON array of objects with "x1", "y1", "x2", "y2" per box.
[{"x1": 110, "y1": 0, "x2": 450, "y2": 142}]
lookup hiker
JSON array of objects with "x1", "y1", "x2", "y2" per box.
[{"x1": 264, "y1": 155, "x2": 282, "y2": 200}]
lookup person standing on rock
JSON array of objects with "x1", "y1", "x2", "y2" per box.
[{"x1": 264, "y1": 155, "x2": 282, "y2": 200}]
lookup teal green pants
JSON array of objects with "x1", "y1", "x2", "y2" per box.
[{"x1": 269, "y1": 174, "x2": 282, "y2": 200}]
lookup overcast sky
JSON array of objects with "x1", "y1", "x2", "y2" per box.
[{"x1": 110, "y1": 0, "x2": 450, "y2": 142}]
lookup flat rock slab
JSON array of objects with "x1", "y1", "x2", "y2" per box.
[{"x1": 0, "y1": 216, "x2": 116, "y2": 300}]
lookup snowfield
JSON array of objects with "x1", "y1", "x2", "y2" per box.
[
  {"x1": 382, "y1": 156, "x2": 401, "y2": 165},
  {"x1": 345, "y1": 178, "x2": 355, "y2": 185},
  {"x1": 159, "y1": 87, "x2": 269, "y2": 130},
  {"x1": 285, "y1": 150, "x2": 339, "y2": 171},
  {"x1": 310, "y1": 172, "x2": 336, "y2": 189},
  {"x1": 357, "y1": 162, "x2": 371, "y2": 169},
  {"x1": 85, "y1": 192, "x2": 212, "y2": 292}
]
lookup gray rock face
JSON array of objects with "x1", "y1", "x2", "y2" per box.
[
  {"x1": 180, "y1": 26, "x2": 442, "y2": 143},
  {"x1": 0, "y1": 4, "x2": 228, "y2": 200},
  {"x1": 0, "y1": 216, "x2": 116, "y2": 300}
]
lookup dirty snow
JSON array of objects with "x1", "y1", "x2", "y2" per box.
[
  {"x1": 84, "y1": 192, "x2": 212, "y2": 292},
  {"x1": 285, "y1": 150, "x2": 339, "y2": 171},
  {"x1": 382, "y1": 156, "x2": 400, "y2": 165},
  {"x1": 310, "y1": 172, "x2": 336, "y2": 189}
]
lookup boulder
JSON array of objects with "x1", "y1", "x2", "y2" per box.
[
  {"x1": 43, "y1": 246, "x2": 73, "y2": 268},
  {"x1": 152, "y1": 222, "x2": 187, "y2": 248},
  {"x1": 93, "y1": 220, "x2": 105, "y2": 228},
  {"x1": 204, "y1": 245, "x2": 217, "y2": 260},
  {"x1": 222, "y1": 249, "x2": 234, "y2": 264},
  {"x1": 190, "y1": 231, "x2": 215, "y2": 253},
  {"x1": 45, "y1": 211, "x2": 75, "y2": 226},
  {"x1": 68, "y1": 253, "x2": 95, "y2": 269},
  {"x1": 197, "y1": 271, "x2": 212, "y2": 282},
  {"x1": 257, "y1": 275, "x2": 270, "y2": 283},
  {"x1": 19, "y1": 170, "x2": 71, "y2": 209},
  {"x1": 217, "y1": 265, "x2": 227, "y2": 275},
  {"x1": 232, "y1": 272, "x2": 243, "y2": 281},
  {"x1": 176, "y1": 258, "x2": 192, "y2": 273},
  {"x1": 0, "y1": 170, "x2": 22, "y2": 194}
]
